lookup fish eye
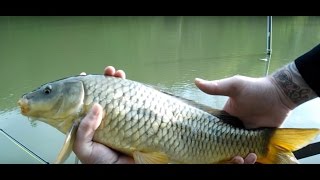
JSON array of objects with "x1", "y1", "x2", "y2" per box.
[{"x1": 43, "y1": 85, "x2": 52, "y2": 95}]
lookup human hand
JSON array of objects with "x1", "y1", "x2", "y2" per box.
[
  {"x1": 229, "y1": 153, "x2": 257, "y2": 164},
  {"x1": 74, "y1": 67, "x2": 132, "y2": 164},
  {"x1": 195, "y1": 75, "x2": 290, "y2": 129},
  {"x1": 73, "y1": 103, "x2": 134, "y2": 164},
  {"x1": 103, "y1": 66, "x2": 126, "y2": 79}
]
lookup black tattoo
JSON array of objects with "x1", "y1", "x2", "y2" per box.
[{"x1": 273, "y1": 70, "x2": 311, "y2": 104}]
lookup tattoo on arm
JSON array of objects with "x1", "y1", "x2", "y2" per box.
[{"x1": 272, "y1": 63, "x2": 317, "y2": 106}]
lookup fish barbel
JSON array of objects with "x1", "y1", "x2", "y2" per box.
[{"x1": 17, "y1": 74, "x2": 320, "y2": 164}]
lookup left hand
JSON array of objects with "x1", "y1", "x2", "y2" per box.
[
  {"x1": 73, "y1": 66, "x2": 257, "y2": 164},
  {"x1": 73, "y1": 103, "x2": 134, "y2": 164}
]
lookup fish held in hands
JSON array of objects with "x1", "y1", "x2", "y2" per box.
[{"x1": 17, "y1": 74, "x2": 320, "y2": 164}]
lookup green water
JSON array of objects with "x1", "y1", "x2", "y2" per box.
[{"x1": 1, "y1": 16, "x2": 320, "y2": 164}]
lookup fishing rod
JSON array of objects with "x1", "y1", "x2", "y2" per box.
[
  {"x1": 264, "y1": 16, "x2": 272, "y2": 76},
  {"x1": 0, "y1": 128, "x2": 49, "y2": 164},
  {"x1": 261, "y1": 16, "x2": 272, "y2": 76}
]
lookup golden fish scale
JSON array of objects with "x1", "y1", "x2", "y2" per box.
[{"x1": 79, "y1": 75, "x2": 270, "y2": 163}]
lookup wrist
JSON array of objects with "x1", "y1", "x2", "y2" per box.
[{"x1": 269, "y1": 62, "x2": 317, "y2": 109}]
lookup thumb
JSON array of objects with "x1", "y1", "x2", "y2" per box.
[
  {"x1": 73, "y1": 103, "x2": 104, "y2": 160},
  {"x1": 194, "y1": 77, "x2": 239, "y2": 96},
  {"x1": 76, "y1": 103, "x2": 103, "y2": 144}
]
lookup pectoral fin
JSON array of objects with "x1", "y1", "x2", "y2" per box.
[
  {"x1": 54, "y1": 120, "x2": 80, "y2": 164},
  {"x1": 133, "y1": 151, "x2": 169, "y2": 164}
]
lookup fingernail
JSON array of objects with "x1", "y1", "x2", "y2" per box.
[
  {"x1": 90, "y1": 104, "x2": 101, "y2": 116},
  {"x1": 195, "y1": 78, "x2": 204, "y2": 82}
]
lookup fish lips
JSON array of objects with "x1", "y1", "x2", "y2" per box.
[{"x1": 17, "y1": 98, "x2": 30, "y2": 115}]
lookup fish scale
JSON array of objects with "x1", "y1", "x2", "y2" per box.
[{"x1": 17, "y1": 74, "x2": 320, "y2": 164}]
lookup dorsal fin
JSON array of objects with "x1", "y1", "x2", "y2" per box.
[{"x1": 156, "y1": 88, "x2": 246, "y2": 128}]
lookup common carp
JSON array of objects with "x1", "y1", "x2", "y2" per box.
[{"x1": 17, "y1": 74, "x2": 320, "y2": 164}]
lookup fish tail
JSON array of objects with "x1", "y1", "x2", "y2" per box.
[{"x1": 257, "y1": 128, "x2": 320, "y2": 164}]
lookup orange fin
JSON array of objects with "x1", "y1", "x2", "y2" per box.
[
  {"x1": 133, "y1": 151, "x2": 169, "y2": 164},
  {"x1": 257, "y1": 128, "x2": 320, "y2": 164}
]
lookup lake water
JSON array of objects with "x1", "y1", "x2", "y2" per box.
[{"x1": 1, "y1": 16, "x2": 320, "y2": 164}]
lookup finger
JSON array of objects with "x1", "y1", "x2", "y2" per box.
[
  {"x1": 114, "y1": 70, "x2": 126, "y2": 79},
  {"x1": 230, "y1": 156, "x2": 245, "y2": 164},
  {"x1": 194, "y1": 77, "x2": 240, "y2": 97},
  {"x1": 74, "y1": 104, "x2": 103, "y2": 155},
  {"x1": 243, "y1": 153, "x2": 257, "y2": 164},
  {"x1": 104, "y1": 66, "x2": 116, "y2": 76}
]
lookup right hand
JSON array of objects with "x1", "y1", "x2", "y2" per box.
[{"x1": 195, "y1": 75, "x2": 291, "y2": 129}]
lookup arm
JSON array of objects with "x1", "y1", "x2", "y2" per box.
[
  {"x1": 295, "y1": 43, "x2": 320, "y2": 97},
  {"x1": 270, "y1": 62, "x2": 317, "y2": 109}
]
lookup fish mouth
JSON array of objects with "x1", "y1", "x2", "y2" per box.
[{"x1": 17, "y1": 98, "x2": 30, "y2": 115}]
